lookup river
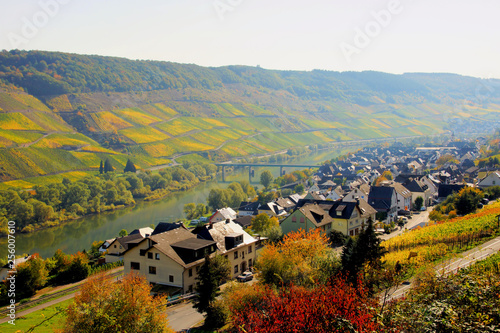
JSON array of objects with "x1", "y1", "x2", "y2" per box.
[{"x1": 0, "y1": 146, "x2": 359, "y2": 259}]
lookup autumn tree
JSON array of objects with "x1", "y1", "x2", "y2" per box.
[
  {"x1": 256, "y1": 229, "x2": 339, "y2": 288},
  {"x1": 227, "y1": 277, "x2": 382, "y2": 333},
  {"x1": 64, "y1": 273, "x2": 173, "y2": 333}
]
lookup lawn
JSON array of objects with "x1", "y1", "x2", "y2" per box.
[{"x1": 0, "y1": 298, "x2": 73, "y2": 333}]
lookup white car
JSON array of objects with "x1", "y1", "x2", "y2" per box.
[{"x1": 237, "y1": 271, "x2": 254, "y2": 282}]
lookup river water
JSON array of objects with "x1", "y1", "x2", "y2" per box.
[{"x1": 0, "y1": 146, "x2": 357, "y2": 259}]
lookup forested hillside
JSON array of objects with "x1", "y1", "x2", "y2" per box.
[{"x1": 1, "y1": 50, "x2": 500, "y2": 186}]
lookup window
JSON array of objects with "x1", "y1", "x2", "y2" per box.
[
  {"x1": 147, "y1": 252, "x2": 153, "y2": 259},
  {"x1": 300, "y1": 217, "x2": 305, "y2": 223},
  {"x1": 248, "y1": 246, "x2": 252, "y2": 253},
  {"x1": 114, "y1": 245, "x2": 116, "y2": 248},
  {"x1": 149, "y1": 266, "x2": 156, "y2": 275},
  {"x1": 130, "y1": 262, "x2": 140, "y2": 270},
  {"x1": 189, "y1": 268, "x2": 192, "y2": 277},
  {"x1": 234, "y1": 265, "x2": 238, "y2": 274},
  {"x1": 292, "y1": 216, "x2": 297, "y2": 222},
  {"x1": 249, "y1": 259, "x2": 253, "y2": 267},
  {"x1": 169, "y1": 275, "x2": 174, "y2": 283},
  {"x1": 234, "y1": 251, "x2": 238, "y2": 259},
  {"x1": 188, "y1": 285, "x2": 193, "y2": 293},
  {"x1": 155, "y1": 253, "x2": 160, "y2": 260}
]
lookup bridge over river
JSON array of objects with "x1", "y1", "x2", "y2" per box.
[{"x1": 214, "y1": 163, "x2": 319, "y2": 182}]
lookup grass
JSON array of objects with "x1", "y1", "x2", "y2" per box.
[
  {"x1": 0, "y1": 298, "x2": 73, "y2": 333},
  {"x1": 142, "y1": 142, "x2": 176, "y2": 157}
]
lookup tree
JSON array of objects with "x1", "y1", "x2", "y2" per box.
[
  {"x1": 251, "y1": 213, "x2": 278, "y2": 234},
  {"x1": 15, "y1": 254, "x2": 48, "y2": 299},
  {"x1": 195, "y1": 203, "x2": 206, "y2": 219},
  {"x1": 119, "y1": 229, "x2": 128, "y2": 237},
  {"x1": 64, "y1": 273, "x2": 173, "y2": 333},
  {"x1": 342, "y1": 218, "x2": 386, "y2": 284},
  {"x1": 99, "y1": 160, "x2": 104, "y2": 174},
  {"x1": 294, "y1": 183, "x2": 305, "y2": 194},
  {"x1": 183, "y1": 203, "x2": 196, "y2": 219},
  {"x1": 194, "y1": 255, "x2": 231, "y2": 326},
  {"x1": 124, "y1": 159, "x2": 137, "y2": 173},
  {"x1": 455, "y1": 187, "x2": 483, "y2": 216},
  {"x1": 256, "y1": 229, "x2": 338, "y2": 288},
  {"x1": 260, "y1": 170, "x2": 274, "y2": 189},
  {"x1": 103, "y1": 158, "x2": 114, "y2": 173},
  {"x1": 227, "y1": 277, "x2": 382, "y2": 333},
  {"x1": 414, "y1": 196, "x2": 424, "y2": 211},
  {"x1": 207, "y1": 188, "x2": 229, "y2": 211}
]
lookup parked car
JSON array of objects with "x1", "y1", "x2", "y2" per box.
[
  {"x1": 237, "y1": 271, "x2": 254, "y2": 282},
  {"x1": 481, "y1": 198, "x2": 489, "y2": 205}
]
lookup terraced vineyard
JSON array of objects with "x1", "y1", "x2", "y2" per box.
[{"x1": 1, "y1": 50, "x2": 500, "y2": 186}]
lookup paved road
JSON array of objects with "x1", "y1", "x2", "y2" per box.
[{"x1": 166, "y1": 302, "x2": 204, "y2": 332}]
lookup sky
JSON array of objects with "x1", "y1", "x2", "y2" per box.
[{"x1": 0, "y1": 0, "x2": 499, "y2": 78}]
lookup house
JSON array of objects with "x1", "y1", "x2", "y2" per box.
[
  {"x1": 123, "y1": 225, "x2": 217, "y2": 294},
  {"x1": 233, "y1": 215, "x2": 253, "y2": 229},
  {"x1": 280, "y1": 198, "x2": 377, "y2": 237},
  {"x1": 280, "y1": 202, "x2": 334, "y2": 236},
  {"x1": 368, "y1": 186, "x2": 398, "y2": 223},
  {"x1": 477, "y1": 171, "x2": 500, "y2": 188},
  {"x1": 98, "y1": 238, "x2": 116, "y2": 253},
  {"x1": 0, "y1": 255, "x2": 30, "y2": 282},
  {"x1": 303, "y1": 191, "x2": 326, "y2": 200},
  {"x1": 325, "y1": 186, "x2": 344, "y2": 201},
  {"x1": 275, "y1": 197, "x2": 296, "y2": 212},
  {"x1": 209, "y1": 207, "x2": 237, "y2": 223},
  {"x1": 129, "y1": 227, "x2": 154, "y2": 238},
  {"x1": 329, "y1": 199, "x2": 376, "y2": 236},
  {"x1": 192, "y1": 219, "x2": 258, "y2": 278},
  {"x1": 237, "y1": 201, "x2": 260, "y2": 217},
  {"x1": 390, "y1": 182, "x2": 412, "y2": 213},
  {"x1": 258, "y1": 202, "x2": 286, "y2": 218},
  {"x1": 343, "y1": 185, "x2": 370, "y2": 202},
  {"x1": 404, "y1": 178, "x2": 432, "y2": 207},
  {"x1": 105, "y1": 233, "x2": 145, "y2": 263}
]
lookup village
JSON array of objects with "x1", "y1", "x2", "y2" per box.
[{"x1": 98, "y1": 137, "x2": 500, "y2": 295}]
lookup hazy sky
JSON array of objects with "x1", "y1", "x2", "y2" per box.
[{"x1": 0, "y1": 0, "x2": 499, "y2": 78}]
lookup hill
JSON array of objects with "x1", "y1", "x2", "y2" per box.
[{"x1": 1, "y1": 49, "x2": 500, "y2": 184}]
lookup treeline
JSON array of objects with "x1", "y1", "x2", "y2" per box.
[
  {"x1": 2, "y1": 50, "x2": 498, "y2": 103},
  {"x1": 0, "y1": 163, "x2": 217, "y2": 235}
]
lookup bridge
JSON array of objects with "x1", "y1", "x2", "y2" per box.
[{"x1": 214, "y1": 163, "x2": 320, "y2": 182}]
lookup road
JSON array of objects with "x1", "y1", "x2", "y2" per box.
[{"x1": 166, "y1": 302, "x2": 204, "y2": 332}]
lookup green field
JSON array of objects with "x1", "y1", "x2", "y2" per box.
[{"x1": 0, "y1": 299, "x2": 72, "y2": 333}]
